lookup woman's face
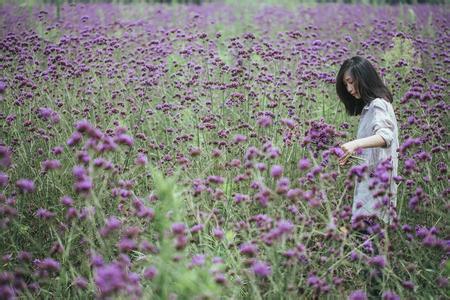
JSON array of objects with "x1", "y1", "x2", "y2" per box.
[{"x1": 343, "y1": 70, "x2": 361, "y2": 99}]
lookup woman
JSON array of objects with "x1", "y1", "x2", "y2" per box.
[{"x1": 335, "y1": 56, "x2": 399, "y2": 229}]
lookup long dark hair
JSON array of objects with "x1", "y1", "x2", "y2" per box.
[{"x1": 336, "y1": 56, "x2": 393, "y2": 116}]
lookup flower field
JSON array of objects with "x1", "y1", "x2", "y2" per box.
[{"x1": 0, "y1": 1, "x2": 448, "y2": 299}]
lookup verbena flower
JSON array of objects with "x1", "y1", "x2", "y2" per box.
[
  {"x1": 382, "y1": 291, "x2": 400, "y2": 300},
  {"x1": 0, "y1": 146, "x2": 12, "y2": 168},
  {"x1": 0, "y1": 172, "x2": 8, "y2": 187},
  {"x1": 298, "y1": 157, "x2": 310, "y2": 170},
  {"x1": 348, "y1": 289, "x2": 367, "y2": 300},
  {"x1": 35, "y1": 208, "x2": 55, "y2": 219},
  {"x1": 15, "y1": 179, "x2": 35, "y2": 193},
  {"x1": 143, "y1": 266, "x2": 158, "y2": 280},
  {"x1": 190, "y1": 254, "x2": 205, "y2": 267},
  {"x1": 94, "y1": 263, "x2": 127, "y2": 297},
  {"x1": 171, "y1": 223, "x2": 186, "y2": 235},
  {"x1": 270, "y1": 165, "x2": 283, "y2": 178},
  {"x1": 74, "y1": 276, "x2": 89, "y2": 289},
  {"x1": 41, "y1": 159, "x2": 61, "y2": 172},
  {"x1": 239, "y1": 243, "x2": 258, "y2": 257},
  {"x1": 368, "y1": 255, "x2": 386, "y2": 268},
  {"x1": 251, "y1": 260, "x2": 271, "y2": 277},
  {"x1": 213, "y1": 227, "x2": 224, "y2": 240}
]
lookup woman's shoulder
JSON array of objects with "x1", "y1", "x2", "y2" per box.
[{"x1": 367, "y1": 98, "x2": 391, "y2": 111}]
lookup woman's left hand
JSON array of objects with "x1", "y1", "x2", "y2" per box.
[{"x1": 339, "y1": 141, "x2": 359, "y2": 166}]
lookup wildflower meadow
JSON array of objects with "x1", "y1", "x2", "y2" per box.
[{"x1": 0, "y1": 1, "x2": 448, "y2": 299}]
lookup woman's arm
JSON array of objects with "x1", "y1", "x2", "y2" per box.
[
  {"x1": 352, "y1": 134, "x2": 387, "y2": 149},
  {"x1": 339, "y1": 134, "x2": 386, "y2": 165}
]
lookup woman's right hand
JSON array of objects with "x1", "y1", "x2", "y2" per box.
[{"x1": 339, "y1": 140, "x2": 359, "y2": 166}]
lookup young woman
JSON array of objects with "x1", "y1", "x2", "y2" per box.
[{"x1": 335, "y1": 56, "x2": 399, "y2": 229}]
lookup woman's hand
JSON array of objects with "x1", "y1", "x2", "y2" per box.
[{"x1": 339, "y1": 140, "x2": 360, "y2": 166}]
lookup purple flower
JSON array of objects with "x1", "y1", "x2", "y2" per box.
[
  {"x1": 399, "y1": 137, "x2": 420, "y2": 155},
  {"x1": 76, "y1": 119, "x2": 92, "y2": 133},
  {"x1": 35, "y1": 208, "x2": 55, "y2": 219},
  {"x1": 281, "y1": 118, "x2": 295, "y2": 128},
  {"x1": 135, "y1": 153, "x2": 148, "y2": 166},
  {"x1": 118, "y1": 238, "x2": 137, "y2": 252},
  {"x1": 307, "y1": 274, "x2": 323, "y2": 288},
  {"x1": 437, "y1": 276, "x2": 448, "y2": 288},
  {"x1": 244, "y1": 146, "x2": 261, "y2": 160},
  {"x1": 66, "y1": 207, "x2": 78, "y2": 220},
  {"x1": 190, "y1": 223, "x2": 204, "y2": 233},
  {"x1": 211, "y1": 148, "x2": 222, "y2": 157},
  {"x1": 72, "y1": 165, "x2": 86, "y2": 180},
  {"x1": 239, "y1": 243, "x2": 258, "y2": 256},
  {"x1": 94, "y1": 263, "x2": 127, "y2": 297},
  {"x1": 0, "y1": 146, "x2": 12, "y2": 168},
  {"x1": 90, "y1": 254, "x2": 104, "y2": 268},
  {"x1": 255, "y1": 162, "x2": 267, "y2": 171},
  {"x1": 74, "y1": 179, "x2": 93, "y2": 194},
  {"x1": 270, "y1": 165, "x2": 283, "y2": 178},
  {"x1": 332, "y1": 146, "x2": 345, "y2": 158},
  {"x1": 37, "y1": 107, "x2": 54, "y2": 120},
  {"x1": 349, "y1": 250, "x2": 360, "y2": 262},
  {"x1": 67, "y1": 131, "x2": 82, "y2": 147},
  {"x1": 189, "y1": 147, "x2": 201, "y2": 157},
  {"x1": 276, "y1": 177, "x2": 290, "y2": 194},
  {"x1": 0, "y1": 81, "x2": 6, "y2": 93},
  {"x1": 191, "y1": 254, "x2": 206, "y2": 267},
  {"x1": 100, "y1": 216, "x2": 122, "y2": 237},
  {"x1": 252, "y1": 260, "x2": 272, "y2": 277},
  {"x1": 257, "y1": 115, "x2": 272, "y2": 128},
  {"x1": 233, "y1": 134, "x2": 247, "y2": 143},
  {"x1": 207, "y1": 175, "x2": 224, "y2": 184},
  {"x1": 16, "y1": 179, "x2": 35, "y2": 193},
  {"x1": 52, "y1": 146, "x2": 64, "y2": 155},
  {"x1": 368, "y1": 255, "x2": 386, "y2": 268},
  {"x1": 175, "y1": 235, "x2": 188, "y2": 250},
  {"x1": 74, "y1": 276, "x2": 89, "y2": 289},
  {"x1": 212, "y1": 257, "x2": 223, "y2": 264},
  {"x1": 348, "y1": 164, "x2": 368, "y2": 179},
  {"x1": 143, "y1": 266, "x2": 158, "y2": 280},
  {"x1": 18, "y1": 251, "x2": 32, "y2": 262},
  {"x1": 348, "y1": 290, "x2": 367, "y2": 300},
  {"x1": 37, "y1": 258, "x2": 61, "y2": 273},
  {"x1": 171, "y1": 223, "x2": 186, "y2": 235},
  {"x1": 266, "y1": 146, "x2": 281, "y2": 159},
  {"x1": 51, "y1": 113, "x2": 60, "y2": 124},
  {"x1": 401, "y1": 280, "x2": 415, "y2": 290},
  {"x1": 60, "y1": 196, "x2": 74, "y2": 207},
  {"x1": 213, "y1": 227, "x2": 224, "y2": 240},
  {"x1": 115, "y1": 134, "x2": 134, "y2": 147},
  {"x1": 404, "y1": 158, "x2": 417, "y2": 172},
  {"x1": 214, "y1": 273, "x2": 227, "y2": 285},
  {"x1": 382, "y1": 291, "x2": 400, "y2": 300},
  {"x1": 298, "y1": 158, "x2": 310, "y2": 170},
  {"x1": 277, "y1": 219, "x2": 294, "y2": 234},
  {"x1": 41, "y1": 159, "x2": 61, "y2": 172},
  {"x1": 0, "y1": 172, "x2": 8, "y2": 187},
  {"x1": 286, "y1": 188, "x2": 302, "y2": 200},
  {"x1": 234, "y1": 193, "x2": 249, "y2": 204}
]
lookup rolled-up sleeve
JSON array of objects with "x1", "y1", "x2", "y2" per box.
[{"x1": 370, "y1": 100, "x2": 395, "y2": 148}]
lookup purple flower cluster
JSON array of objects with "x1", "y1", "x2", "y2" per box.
[
  {"x1": 94, "y1": 261, "x2": 141, "y2": 298},
  {"x1": 0, "y1": 2, "x2": 448, "y2": 299},
  {"x1": 301, "y1": 118, "x2": 345, "y2": 155}
]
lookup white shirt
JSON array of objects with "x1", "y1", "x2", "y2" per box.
[{"x1": 352, "y1": 98, "x2": 399, "y2": 224}]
